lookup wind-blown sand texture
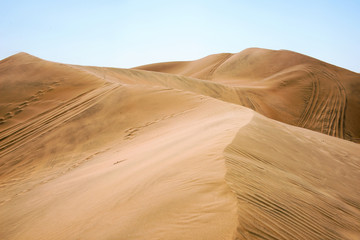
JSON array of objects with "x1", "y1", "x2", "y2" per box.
[{"x1": 0, "y1": 48, "x2": 359, "y2": 239}]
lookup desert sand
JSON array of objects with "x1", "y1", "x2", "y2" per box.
[{"x1": 0, "y1": 48, "x2": 359, "y2": 239}]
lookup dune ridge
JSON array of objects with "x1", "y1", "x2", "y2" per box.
[{"x1": 0, "y1": 49, "x2": 360, "y2": 239}]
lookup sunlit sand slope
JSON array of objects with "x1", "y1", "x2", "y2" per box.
[{"x1": 0, "y1": 53, "x2": 249, "y2": 239}]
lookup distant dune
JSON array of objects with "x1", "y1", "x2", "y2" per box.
[
  {"x1": 0, "y1": 49, "x2": 359, "y2": 239},
  {"x1": 135, "y1": 48, "x2": 360, "y2": 142}
]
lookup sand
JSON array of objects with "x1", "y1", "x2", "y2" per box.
[
  {"x1": 135, "y1": 48, "x2": 360, "y2": 142},
  {"x1": 0, "y1": 49, "x2": 359, "y2": 239}
]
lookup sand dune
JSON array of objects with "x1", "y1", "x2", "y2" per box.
[
  {"x1": 135, "y1": 48, "x2": 360, "y2": 142},
  {"x1": 0, "y1": 50, "x2": 360, "y2": 239}
]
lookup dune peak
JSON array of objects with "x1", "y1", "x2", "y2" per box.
[{"x1": 0, "y1": 52, "x2": 42, "y2": 64}]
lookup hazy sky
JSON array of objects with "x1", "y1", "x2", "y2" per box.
[{"x1": 1, "y1": 0, "x2": 359, "y2": 72}]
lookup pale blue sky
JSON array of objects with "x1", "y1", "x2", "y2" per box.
[{"x1": 1, "y1": 0, "x2": 359, "y2": 72}]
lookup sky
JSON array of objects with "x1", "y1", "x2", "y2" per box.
[{"x1": 0, "y1": 0, "x2": 359, "y2": 72}]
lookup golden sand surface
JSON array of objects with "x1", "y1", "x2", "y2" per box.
[{"x1": 0, "y1": 49, "x2": 359, "y2": 239}]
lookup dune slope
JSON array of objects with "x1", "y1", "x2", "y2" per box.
[
  {"x1": 0, "y1": 51, "x2": 360, "y2": 239},
  {"x1": 225, "y1": 113, "x2": 360, "y2": 239},
  {"x1": 0, "y1": 53, "x2": 248, "y2": 239}
]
